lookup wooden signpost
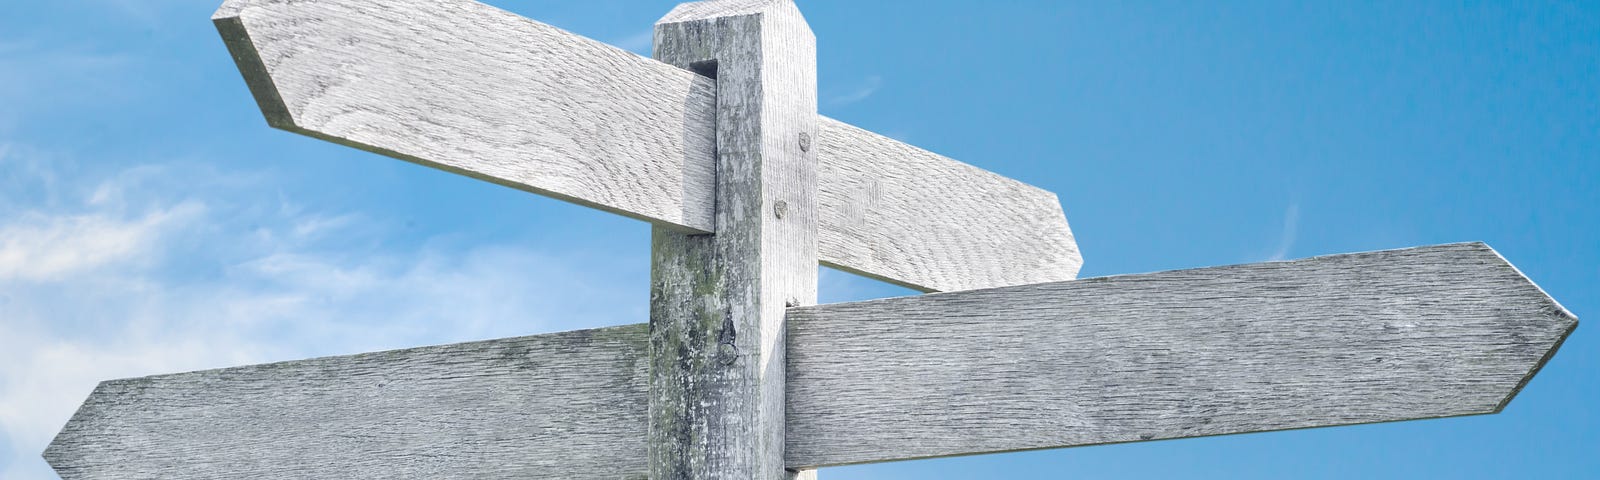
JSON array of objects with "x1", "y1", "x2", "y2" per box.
[{"x1": 44, "y1": 0, "x2": 1576, "y2": 479}]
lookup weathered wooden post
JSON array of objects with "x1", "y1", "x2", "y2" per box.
[{"x1": 648, "y1": 2, "x2": 817, "y2": 479}]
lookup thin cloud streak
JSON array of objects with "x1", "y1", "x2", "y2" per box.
[
  {"x1": 1268, "y1": 202, "x2": 1299, "y2": 261},
  {"x1": 826, "y1": 75, "x2": 883, "y2": 108}
]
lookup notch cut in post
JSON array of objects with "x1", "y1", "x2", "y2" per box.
[
  {"x1": 647, "y1": 1, "x2": 818, "y2": 480},
  {"x1": 689, "y1": 59, "x2": 719, "y2": 79}
]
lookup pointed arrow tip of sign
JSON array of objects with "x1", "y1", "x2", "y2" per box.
[
  {"x1": 1472, "y1": 240, "x2": 1580, "y2": 331},
  {"x1": 42, "y1": 442, "x2": 72, "y2": 479},
  {"x1": 1493, "y1": 310, "x2": 1576, "y2": 415},
  {"x1": 1469, "y1": 241, "x2": 1579, "y2": 414},
  {"x1": 41, "y1": 379, "x2": 115, "y2": 480}
]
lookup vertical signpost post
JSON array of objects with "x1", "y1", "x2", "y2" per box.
[
  {"x1": 649, "y1": 2, "x2": 817, "y2": 479},
  {"x1": 40, "y1": 0, "x2": 1576, "y2": 479}
]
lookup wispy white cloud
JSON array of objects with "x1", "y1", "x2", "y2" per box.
[
  {"x1": 0, "y1": 201, "x2": 203, "y2": 282},
  {"x1": 0, "y1": 146, "x2": 644, "y2": 479},
  {"x1": 826, "y1": 75, "x2": 883, "y2": 108},
  {"x1": 1268, "y1": 202, "x2": 1300, "y2": 261}
]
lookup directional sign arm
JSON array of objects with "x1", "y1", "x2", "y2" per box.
[
  {"x1": 212, "y1": 0, "x2": 1081, "y2": 293},
  {"x1": 214, "y1": 0, "x2": 720, "y2": 232},
  {"x1": 45, "y1": 243, "x2": 1574, "y2": 477},
  {"x1": 45, "y1": 324, "x2": 652, "y2": 480},
  {"x1": 817, "y1": 117, "x2": 1081, "y2": 292},
  {"x1": 784, "y1": 242, "x2": 1576, "y2": 467}
]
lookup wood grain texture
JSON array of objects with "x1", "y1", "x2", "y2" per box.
[
  {"x1": 784, "y1": 242, "x2": 1577, "y2": 467},
  {"x1": 43, "y1": 324, "x2": 653, "y2": 480},
  {"x1": 816, "y1": 118, "x2": 1080, "y2": 292},
  {"x1": 649, "y1": 1, "x2": 818, "y2": 479},
  {"x1": 212, "y1": 0, "x2": 1080, "y2": 293},
  {"x1": 213, "y1": 0, "x2": 719, "y2": 232},
  {"x1": 42, "y1": 244, "x2": 1576, "y2": 477}
]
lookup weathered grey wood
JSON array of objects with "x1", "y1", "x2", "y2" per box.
[
  {"x1": 649, "y1": 2, "x2": 817, "y2": 480},
  {"x1": 41, "y1": 244, "x2": 1575, "y2": 477},
  {"x1": 213, "y1": 0, "x2": 719, "y2": 232},
  {"x1": 816, "y1": 117, "x2": 1080, "y2": 292},
  {"x1": 784, "y1": 242, "x2": 1577, "y2": 467},
  {"x1": 43, "y1": 324, "x2": 653, "y2": 480},
  {"x1": 212, "y1": 0, "x2": 1081, "y2": 293}
]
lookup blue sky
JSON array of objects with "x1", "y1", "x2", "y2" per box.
[{"x1": 0, "y1": 0, "x2": 1595, "y2": 478}]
